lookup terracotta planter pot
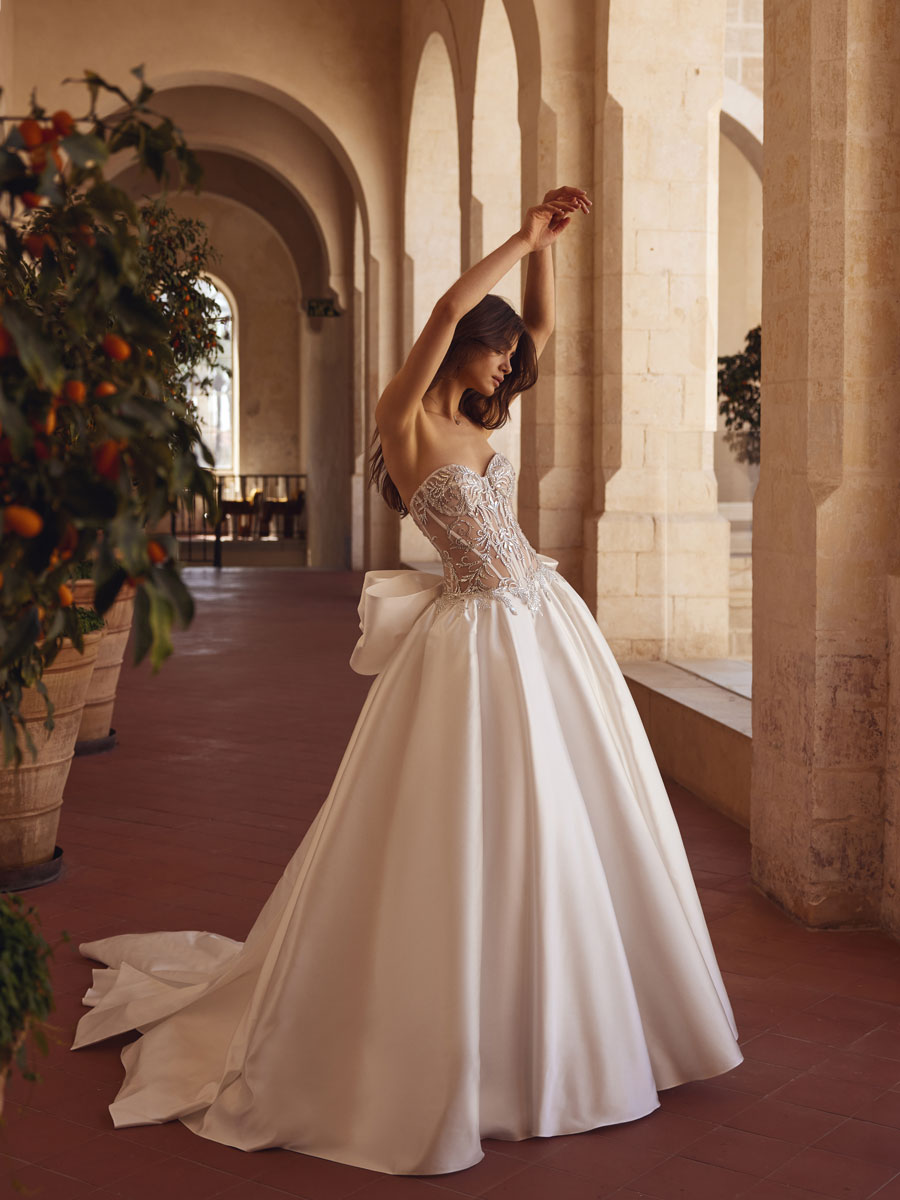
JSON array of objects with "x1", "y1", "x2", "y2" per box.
[
  {"x1": 73, "y1": 581, "x2": 137, "y2": 746},
  {"x1": 0, "y1": 632, "x2": 101, "y2": 872}
]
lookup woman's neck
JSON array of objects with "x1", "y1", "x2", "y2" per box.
[{"x1": 424, "y1": 377, "x2": 466, "y2": 421}]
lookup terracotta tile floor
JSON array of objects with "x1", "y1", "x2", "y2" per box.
[{"x1": 2, "y1": 567, "x2": 900, "y2": 1200}]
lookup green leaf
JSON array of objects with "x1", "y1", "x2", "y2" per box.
[
  {"x1": 36, "y1": 159, "x2": 64, "y2": 206},
  {"x1": 152, "y1": 562, "x2": 194, "y2": 628},
  {"x1": 147, "y1": 586, "x2": 174, "y2": 670},
  {"x1": 0, "y1": 700, "x2": 21, "y2": 767},
  {"x1": 0, "y1": 381, "x2": 31, "y2": 443},
  {"x1": 0, "y1": 609, "x2": 41, "y2": 670},
  {"x1": 95, "y1": 567, "x2": 128, "y2": 615},
  {"x1": 0, "y1": 305, "x2": 63, "y2": 393},
  {"x1": 0, "y1": 147, "x2": 26, "y2": 187},
  {"x1": 132, "y1": 584, "x2": 152, "y2": 665},
  {"x1": 60, "y1": 132, "x2": 109, "y2": 169}
]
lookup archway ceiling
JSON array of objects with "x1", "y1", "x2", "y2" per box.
[
  {"x1": 113, "y1": 148, "x2": 327, "y2": 298},
  {"x1": 132, "y1": 84, "x2": 357, "y2": 298}
]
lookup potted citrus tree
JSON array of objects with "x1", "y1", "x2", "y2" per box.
[
  {"x1": 0, "y1": 67, "x2": 218, "y2": 885},
  {"x1": 72, "y1": 199, "x2": 225, "y2": 755}
]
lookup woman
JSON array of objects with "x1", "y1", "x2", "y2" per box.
[{"x1": 72, "y1": 186, "x2": 742, "y2": 1177}]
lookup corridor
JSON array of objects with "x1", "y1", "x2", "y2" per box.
[{"x1": 2, "y1": 570, "x2": 900, "y2": 1200}]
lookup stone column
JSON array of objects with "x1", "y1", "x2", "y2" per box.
[
  {"x1": 586, "y1": 0, "x2": 731, "y2": 660},
  {"x1": 517, "y1": 0, "x2": 597, "y2": 585},
  {"x1": 751, "y1": 0, "x2": 900, "y2": 928}
]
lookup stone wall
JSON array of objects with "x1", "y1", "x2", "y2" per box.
[
  {"x1": 726, "y1": 0, "x2": 764, "y2": 97},
  {"x1": 751, "y1": 0, "x2": 900, "y2": 929},
  {"x1": 586, "y1": 0, "x2": 731, "y2": 660}
]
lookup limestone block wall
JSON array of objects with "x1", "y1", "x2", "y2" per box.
[
  {"x1": 752, "y1": 0, "x2": 900, "y2": 929},
  {"x1": 586, "y1": 0, "x2": 731, "y2": 660},
  {"x1": 726, "y1": 0, "x2": 764, "y2": 97}
]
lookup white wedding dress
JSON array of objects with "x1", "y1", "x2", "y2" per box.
[{"x1": 72, "y1": 450, "x2": 743, "y2": 1176}]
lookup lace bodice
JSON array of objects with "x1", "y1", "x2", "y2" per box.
[{"x1": 408, "y1": 452, "x2": 556, "y2": 614}]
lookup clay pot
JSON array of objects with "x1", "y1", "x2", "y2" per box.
[
  {"x1": 0, "y1": 632, "x2": 101, "y2": 872},
  {"x1": 73, "y1": 581, "x2": 137, "y2": 746}
]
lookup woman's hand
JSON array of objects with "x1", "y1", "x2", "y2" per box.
[{"x1": 518, "y1": 186, "x2": 591, "y2": 252}]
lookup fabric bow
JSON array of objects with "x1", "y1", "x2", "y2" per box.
[{"x1": 349, "y1": 569, "x2": 443, "y2": 675}]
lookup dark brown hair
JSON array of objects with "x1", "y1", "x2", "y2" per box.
[{"x1": 368, "y1": 295, "x2": 538, "y2": 515}]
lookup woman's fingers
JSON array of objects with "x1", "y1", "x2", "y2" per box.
[{"x1": 543, "y1": 185, "x2": 592, "y2": 214}]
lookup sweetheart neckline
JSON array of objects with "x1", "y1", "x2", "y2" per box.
[{"x1": 408, "y1": 451, "x2": 503, "y2": 508}]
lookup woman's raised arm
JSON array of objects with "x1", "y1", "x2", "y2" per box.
[
  {"x1": 523, "y1": 186, "x2": 591, "y2": 359},
  {"x1": 374, "y1": 190, "x2": 588, "y2": 434}
]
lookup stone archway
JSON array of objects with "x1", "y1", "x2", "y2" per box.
[{"x1": 113, "y1": 81, "x2": 357, "y2": 569}]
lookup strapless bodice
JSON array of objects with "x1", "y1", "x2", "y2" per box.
[{"x1": 408, "y1": 452, "x2": 556, "y2": 614}]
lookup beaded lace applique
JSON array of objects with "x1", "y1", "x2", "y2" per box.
[{"x1": 409, "y1": 452, "x2": 556, "y2": 615}]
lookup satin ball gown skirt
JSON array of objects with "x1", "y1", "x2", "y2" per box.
[{"x1": 72, "y1": 560, "x2": 743, "y2": 1176}]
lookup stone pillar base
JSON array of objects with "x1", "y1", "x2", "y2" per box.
[{"x1": 751, "y1": 848, "x2": 883, "y2": 930}]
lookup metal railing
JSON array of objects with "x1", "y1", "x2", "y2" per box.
[{"x1": 173, "y1": 474, "x2": 307, "y2": 566}]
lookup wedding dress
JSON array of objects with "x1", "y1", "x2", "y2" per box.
[{"x1": 72, "y1": 450, "x2": 743, "y2": 1176}]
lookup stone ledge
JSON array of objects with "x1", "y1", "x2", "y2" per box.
[{"x1": 622, "y1": 660, "x2": 751, "y2": 829}]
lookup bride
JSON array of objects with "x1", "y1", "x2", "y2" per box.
[{"x1": 71, "y1": 185, "x2": 743, "y2": 1177}]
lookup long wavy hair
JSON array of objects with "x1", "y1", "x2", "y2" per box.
[{"x1": 368, "y1": 294, "x2": 538, "y2": 515}]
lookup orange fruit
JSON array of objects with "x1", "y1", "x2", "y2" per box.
[
  {"x1": 94, "y1": 381, "x2": 117, "y2": 398},
  {"x1": 18, "y1": 119, "x2": 43, "y2": 149},
  {"x1": 147, "y1": 539, "x2": 167, "y2": 564},
  {"x1": 58, "y1": 583, "x2": 74, "y2": 607},
  {"x1": 101, "y1": 333, "x2": 131, "y2": 361},
  {"x1": 4, "y1": 505, "x2": 43, "y2": 538},
  {"x1": 64, "y1": 379, "x2": 86, "y2": 404},
  {"x1": 51, "y1": 110, "x2": 74, "y2": 137},
  {"x1": 29, "y1": 231, "x2": 56, "y2": 255},
  {"x1": 43, "y1": 408, "x2": 57, "y2": 436},
  {"x1": 93, "y1": 440, "x2": 122, "y2": 480}
]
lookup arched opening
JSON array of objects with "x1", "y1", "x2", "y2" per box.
[
  {"x1": 472, "y1": 0, "x2": 523, "y2": 507},
  {"x1": 402, "y1": 31, "x2": 462, "y2": 564},
  {"x1": 112, "y1": 83, "x2": 357, "y2": 570},
  {"x1": 190, "y1": 277, "x2": 238, "y2": 474}
]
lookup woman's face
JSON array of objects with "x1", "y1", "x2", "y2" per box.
[{"x1": 459, "y1": 339, "x2": 518, "y2": 397}]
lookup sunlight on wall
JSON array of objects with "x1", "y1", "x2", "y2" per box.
[
  {"x1": 472, "y1": 0, "x2": 522, "y2": 506},
  {"x1": 405, "y1": 33, "x2": 462, "y2": 339},
  {"x1": 402, "y1": 32, "x2": 462, "y2": 564}
]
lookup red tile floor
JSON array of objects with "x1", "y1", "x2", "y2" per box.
[{"x1": 2, "y1": 568, "x2": 900, "y2": 1200}]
